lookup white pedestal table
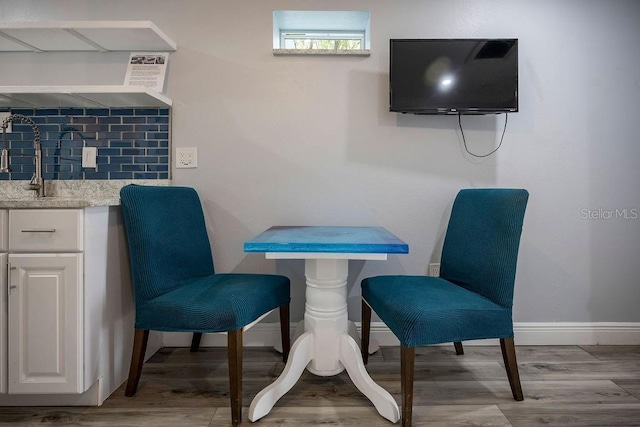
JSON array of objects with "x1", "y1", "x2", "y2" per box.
[{"x1": 244, "y1": 226, "x2": 409, "y2": 423}]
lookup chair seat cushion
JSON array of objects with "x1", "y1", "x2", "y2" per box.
[
  {"x1": 362, "y1": 276, "x2": 513, "y2": 347},
  {"x1": 135, "y1": 273, "x2": 290, "y2": 332}
]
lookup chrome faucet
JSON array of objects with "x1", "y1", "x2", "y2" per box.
[{"x1": 1, "y1": 114, "x2": 45, "y2": 197}]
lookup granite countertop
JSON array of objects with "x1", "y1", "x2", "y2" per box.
[
  {"x1": 0, "y1": 197, "x2": 118, "y2": 209},
  {"x1": 0, "y1": 179, "x2": 170, "y2": 209}
]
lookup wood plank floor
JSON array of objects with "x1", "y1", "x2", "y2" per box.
[{"x1": 1, "y1": 345, "x2": 639, "y2": 426}]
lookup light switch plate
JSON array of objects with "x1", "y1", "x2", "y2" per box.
[
  {"x1": 175, "y1": 147, "x2": 197, "y2": 168},
  {"x1": 82, "y1": 146, "x2": 97, "y2": 168}
]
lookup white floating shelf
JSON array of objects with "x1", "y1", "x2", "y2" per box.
[
  {"x1": 0, "y1": 21, "x2": 176, "y2": 52},
  {"x1": 0, "y1": 85, "x2": 172, "y2": 108}
]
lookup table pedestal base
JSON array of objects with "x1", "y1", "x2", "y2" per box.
[{"x1": 248, "y1": 259, "x2": 400, "y2": 423}]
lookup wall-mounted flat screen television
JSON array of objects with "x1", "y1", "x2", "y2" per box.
[{"x1": 390, "y1": 39, "x2": 518, "y2": 114}]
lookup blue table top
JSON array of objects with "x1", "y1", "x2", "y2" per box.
[{"x1": 244, "y1": 226, "x2": 409, "y2": 254}]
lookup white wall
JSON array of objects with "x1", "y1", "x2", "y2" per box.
[{"x1": 2, "y1": 0, "x2": 639, "y2": 324}]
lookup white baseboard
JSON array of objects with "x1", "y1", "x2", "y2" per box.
[
  {"x1": 512, "y1": 322, "x2": 640, "y2": 345},
  {"x1": 161, "y1": 322, "x2": 640, "y2": 347}
]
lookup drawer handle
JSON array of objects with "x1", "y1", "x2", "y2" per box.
[{"x1": 21, "y1": 228, "x2": 56, "y2": 233}]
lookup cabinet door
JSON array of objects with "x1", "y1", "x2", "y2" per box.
[
  {"x1": 7, "y1": 253, "x2": 83, "y2": 394},
  {"x1": 0, "y1": 253, "x2": 6, "y2": 394}
]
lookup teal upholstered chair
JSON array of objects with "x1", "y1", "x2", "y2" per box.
[
  {"x1": 361, "y1": 188, "x2": 529, "y2": 427},
  {"x1": 120, "y1": 185, "x2": 290, "y2": 427}
]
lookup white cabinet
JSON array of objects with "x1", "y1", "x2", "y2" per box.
[
  {"x1": 0, "y1": 252, "x2": 6, "y2": 395},
  {"x1": 0, "y1": 210, "x2": 7, "y2": 395},
  {"x1": 5, "y1": 209, "x2": 83, "y2": 394},
  {"x1": 0, "y1": 206, "x2": 136, "y2": 405},
  {"x1": 8, "y1": 254, "x2": 82, "y2": 394}
]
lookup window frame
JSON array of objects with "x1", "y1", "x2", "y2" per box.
[{"x1": 273, "y1": 10, "x2": 371, "y2": 56}]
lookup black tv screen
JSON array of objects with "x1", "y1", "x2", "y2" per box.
[{"x1": 390, "y1": 39, "x2": 518, "y2": 114}]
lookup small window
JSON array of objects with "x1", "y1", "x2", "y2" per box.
[{"x1": 273, "y1": 11, "x2": 371, "y2": 56}]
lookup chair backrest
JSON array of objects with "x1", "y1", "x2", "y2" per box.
[
  {"x1": 120, "y1": 185, "x2": 215, "y2": 304},
  {"x1": 440, "y1": 188, "x2": 529, "y2": 307}
]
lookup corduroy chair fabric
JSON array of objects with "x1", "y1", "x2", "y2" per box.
[
  {"x1": 361, "y1": 188, "x2": 529, "y2": 427},
  {"x1": 120, "y1": 184, "x2": 291, "y2": 427}
]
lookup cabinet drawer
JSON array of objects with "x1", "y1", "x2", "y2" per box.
[{"x1": 9, "y1": 209, "x2": 83, "y2": 252}]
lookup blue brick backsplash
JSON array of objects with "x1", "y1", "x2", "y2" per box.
[{"x1": 1, "y1": 107, "x2": 170, "y2": 180}]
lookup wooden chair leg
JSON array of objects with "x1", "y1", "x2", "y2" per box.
[
  {"x1": 280, "y1": 304, "x2": 290, "y2": 363},
  {"x1": 454, "y1": 341, "x2": 464, "y2": 355},
  {"x1": 228, "y1": 329, "x2": 243, "y2": 427},
  {"x1": 400, "y1": 345, "x2": 415, "y2": 427},
  {"x1": 361, "y1": 300, "x2": 372, "y2": 365},
  {"x1": 125, "y1": 328, "x2": 149, "y2": 397},
  {"x1": 500, "y1": 337, "x2": 524, "y2": 401},
  {"x1": 190, "y1": 332, "x2": 203, "y2": 352}
]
